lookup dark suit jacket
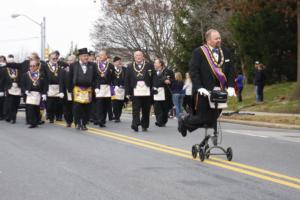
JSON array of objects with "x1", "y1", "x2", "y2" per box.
[
  {"x1": 95, "y1": 62, "x2": 115, "y2": 87},
  {"x1": 125, "y1": 62, "x2": 154, "y2": 96},
  {"x1": 68, "y1": 61, "x2": 98, "y2": 90},
  {"x1": 188, "y1": 46, "x2": 235, "y2": 123}
]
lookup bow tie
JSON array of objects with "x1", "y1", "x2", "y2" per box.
[{"x1": 212, "y1": 48, "x2": 219, "y2": 54}]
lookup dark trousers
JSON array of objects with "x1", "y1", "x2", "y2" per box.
[
  {"x1": 237, "y1": 87, "x2": 243, "y2": 102},
  {"x1": 46, "y1": 97, "x2": 62, "y2": 121},
  {"x1": 112, "y1": 100, "x2": 124, "y2": 120},
  {"x1": 56, "y1": 98, "x2": 63, "y2": 120},
  {"x1": 154, "y1": 100, "x2": 169, "y2": 126},
  {"x1": 107, "y1": 102, "x2": 113, "y2": 120},
  {"x1": 73, "y1": 102, "x2": 90, "y2": 126},
  {"x1": 183, "y1": 95, "x2": 221, "y2": 133},
  {"x1": 64, "y1": 100, "x2": 73, "y2": 124},
  {"x1": 89, "y1": 100, "x2": 97, "y2": 122},
  {"x1": 96, "y1": 97, "x2": 111, "y2": 124},
  {"x1": 0, "y1": 97, "x2": 4, "y2": 119},
  {"x1": 183, "y1": 95, "x2": 193, "y2": 113},
  {"x1": 256, "y1": 85, "x2": 264, "y2": 102},
  {"x1": 27, "y1": 104, "x2": 40, "y2": 126},
  {"x1": 132, "y1": 96, "x2": 151, "y2": 129},
  {"x1": 4, "y1": 95, "x2": 20, "y2": 121}
]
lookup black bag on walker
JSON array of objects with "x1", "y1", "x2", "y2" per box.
[{"x1": 210, "y1": 90, "x2": 228, "y2": 103}]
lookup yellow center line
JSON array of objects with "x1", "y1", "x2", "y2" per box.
[
  {"x1": 87, "y1": 126, "x2": 300, "y2": 184},
  {"x1": 55, "y1": 122, "x2": 300, "y2": 190}
]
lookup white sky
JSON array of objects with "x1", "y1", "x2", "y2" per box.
[{"x1": 0, "y1": 0, "x2": 102, "y2": 60}]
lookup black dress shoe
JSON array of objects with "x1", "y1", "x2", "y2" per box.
[
  {"x1": 81, "y1": 125, "x2": 88, "y2": 131},
  {"x1": 66, "y1": 123, "x2": 71, "y2": 127},
  {"x1": 6, "y1": 118, "x2": 11, "y2": 123},
  {"x1": 114, "y1": 119, "x2": 121, "y2": 123},
  {"x1": 99, "y1": 123, "x2": 106, "y2": 127},
  {"x1": 142, "y1": 127, "x2": 148, "y2": 132},
  {"x1": 39, "y1": 121, "x2": 45, "y2": 125},
  {"x1": 155, "y1": 122, "x2": 166, "y2": 127},
  {"x1": 131, "y1": 125, "x2": 138, "y2": 132},
  {"x1": 178, "y1": 117, "x2": 187, "y2": 137},
  {"x1": 76, "y1": 124, "x2": 81, "y2": 130},
  {"x1": 11, "y1": 120, "x2": 16, "y2": 124},
  {"x1": 29, "y1": 125, "x2": 37, "y2": 128}
]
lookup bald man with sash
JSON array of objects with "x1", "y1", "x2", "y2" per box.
[{"x1": 178, "y1": 29, "x2": 235, "y2": 137}]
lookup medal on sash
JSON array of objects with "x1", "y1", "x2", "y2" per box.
[{"x1": 28, "y1": 71, "x2": 40, "y2": 86}]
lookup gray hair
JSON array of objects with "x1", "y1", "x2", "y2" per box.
[{"x1": 205, "y1": 29, "x2": 219, "y2": 41}]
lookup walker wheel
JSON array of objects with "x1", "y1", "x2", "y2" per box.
[
  {"x1": 205, "y1": 145, "x2": 210, "y2": 159},
  {"x1": 191, "y1": 145, "x2": 198, "y2": 159},
  {"x1": 226, "y1": 147, "x2": 233, "y2": 161},
  {"x1": 199, "y1": 148, "x2": 205, "y2": 162}
]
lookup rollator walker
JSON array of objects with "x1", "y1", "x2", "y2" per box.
[{"x1": 191, "y1": 90, "x2": 233, "y2": 162}]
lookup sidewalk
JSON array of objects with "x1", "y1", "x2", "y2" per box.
[
  {"x1": 221, "y1": 110, "x2": 300, "y2": 130},
  {"x1": 223, "y1": 110, "x2": 300, "y2": 117}
]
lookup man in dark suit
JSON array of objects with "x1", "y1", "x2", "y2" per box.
[
  {"x1": 44, "y1": 51, "x2": 65, "y2": 123},
  {"x1": 178, "y1": 29, "x2": 235, "y2": 137},
  {"x1": 111, "y1": 56, "x2": 126, "y2": 123},
  {"x1": 125, "y1": 51, "x2": 154, "y2": 132},
  {"x1": 152, "y1": 58, "x2": 174, "y2": 127},
  {"x1": 69, "y1": 48, "x2": 98, "y2": 131},
  {"x1": 94, "y1": 51, "x2": 115, "y2": 127}
]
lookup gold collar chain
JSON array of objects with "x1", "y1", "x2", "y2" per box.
[
  {"x1": 133, "y1": 61, "x2": 145, "y2": 77},
  {"x1": 205, "y1": 45, "x2": 224, "y2": 68},
  {"x1": 98, "y1": 62, "x2": 109, "y2": 77},
  {"x1": 28, "y1": 71, "x2": 40, "y2": 86},
  {"x1": 47, "y1": 62, "x2": 59, "y2": 76},
  {"x1": 7, "y1": 68, "x2": 18, "y2": 80}
]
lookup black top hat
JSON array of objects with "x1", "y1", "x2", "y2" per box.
[
  {"x1": 113, "y1": 56, "x2": 121, "y2": 62},
  {"x1": 78, "y1": 48, "x2": 89, "y2": 56}
]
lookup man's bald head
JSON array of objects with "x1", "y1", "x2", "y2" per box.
[{"x1": 134, "y1": 51, "x2": 144, "y2": 64}]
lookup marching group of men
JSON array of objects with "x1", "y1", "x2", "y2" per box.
[
  {"x1": 0, "y1": 29, "x2": 235, "y2": 138},
  {"x1": 0, "y1": 48, "x2": 175, "y2": 132}
]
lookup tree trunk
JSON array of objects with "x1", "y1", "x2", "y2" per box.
[{"x1": 290, "y1": 0, "x2": 300, "y2": 100}]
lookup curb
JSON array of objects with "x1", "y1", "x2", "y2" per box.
[{"x1": 220, "y1": 118, "x2": 300, "y2": 130}]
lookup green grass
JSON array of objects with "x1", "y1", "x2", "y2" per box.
[{"x1": 227, "y1": 82, "x2": 300, "y2": 114}]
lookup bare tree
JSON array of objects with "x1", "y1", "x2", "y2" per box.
[{"x1": 91, "y1": 0, "x2": 174, "y2": 64}]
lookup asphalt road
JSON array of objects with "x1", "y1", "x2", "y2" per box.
[{"x1": 0, "y1": 113, "x2": 299, "y2": 200}]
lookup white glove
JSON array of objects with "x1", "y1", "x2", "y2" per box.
[
  {"x1": 42, "y1": 94, "x2": 47, "y2": 101},
  {"x1": 227, "y1": 87, "x2": 236, "y2": 97},
  {"x1": 198, "y1": 88, "x2": 209, "y2": 96},
  {"x1": 0, "y1": 92, "x2": 4, "y2": 97},
  {"x1": 25, "y1": 90, "x2": 30, "y2": 96},
  {"x1": 58, "y1": 93, "x2": 64, "y2": 99},
  {"x1": 95, "y1": 88, "x2": 100, "y2": 94}
]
